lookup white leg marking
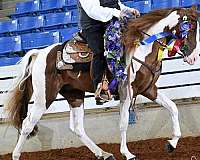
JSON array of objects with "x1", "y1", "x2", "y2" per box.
[
  {"x1": 71, "y1": 104, "x2": 113, "y2": 159},
  {"x1": 69, "y1": 106, "x2": 75, "y2": 132},
  {"x1": 119, "y1": 81, "x2": 136, "y2": 160},
  {"x1": 155, "y1": 91, "x2": 181, "y2": 148}
]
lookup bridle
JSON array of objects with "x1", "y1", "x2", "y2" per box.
[{"x1": 140, "y1": 15, "x2": 193, "y2": 58}]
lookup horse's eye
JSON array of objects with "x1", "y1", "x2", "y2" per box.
[{"x1": 183, "y1": 16, "x2": 188, "y2": 21}]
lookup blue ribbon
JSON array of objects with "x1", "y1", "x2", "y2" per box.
[{"x1": 140, "y1": 32, "x2": 176, "y2": 45}]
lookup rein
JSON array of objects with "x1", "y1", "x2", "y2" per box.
[{"x1": 140, "y1": 30, "x2": 185, "y2": 57}]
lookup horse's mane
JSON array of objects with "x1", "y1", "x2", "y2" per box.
[{"x1": 123, "y1": 8, "x2": 179, "y2": 49}]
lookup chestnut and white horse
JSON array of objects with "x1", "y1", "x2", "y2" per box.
[{"x1": 5, "y1": 6, "x2": 199, "y2": 160}]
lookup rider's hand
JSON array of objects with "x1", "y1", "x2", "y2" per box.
[
  {"x1": 119, "y1": 9, "x2": 135, "y2": 23},
  {"x1": 130, "y1": 8, "x2": 140, "y2": 17}
]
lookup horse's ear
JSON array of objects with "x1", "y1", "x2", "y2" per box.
[{"x1": 191, "y1": 5, "x2": 197, "y2": 11}]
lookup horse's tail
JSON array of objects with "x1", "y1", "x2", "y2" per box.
[{"x1": 4, "y1": 49, "x2": 39, "y2": 137}]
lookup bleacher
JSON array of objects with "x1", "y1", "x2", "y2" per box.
[{"x1": 0, "y1": 0, "x2": 199, "y2": 66}]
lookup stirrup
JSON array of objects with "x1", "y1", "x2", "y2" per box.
[{"x1": 95, "y1": 82, "x2": 112, "y2": 105}]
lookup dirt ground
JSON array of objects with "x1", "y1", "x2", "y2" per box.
[{"x1": 1, "y1": 136, "x2": 200, "y2": 160}]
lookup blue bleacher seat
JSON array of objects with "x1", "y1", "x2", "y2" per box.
[
  {"x1": 17, "y1": 15, "x2": 44, "y2": 33},
  {"x1": 134, "y1": 0, "x2": 151, "y2": 13},
  {"x1": 44, "y1": 11, "x2": 77, "y2": 30},
  {"x1": 10, "y1": 0, "x2": 40, "y2": 18},
  {"x1": 64, "y1": 0, "x2": 77, "y2": 10},
  {"x1": 0, "y1": 20, "x2": 18, "y2": 36},
  {"x1": 40, "y1": 0, "x2": 65, "y2": 12},
  {"x1": 59, "y1": 27, "x2": 79, "y2": 42},
  {"x1": 123, "y1": 1, "x2": 135, "y2": 8},
  {"x1": 21, "y1": 31, "x2": 60, "y2": 50},
  {"x1": 71, "y1": 9, "x2": 78, "y2": 22},
  {"x1": 0, "y1": 56, "x2": 21, "y2": 66},
  {"x1": 181, "y1": 0, "x2": 198, "y2": 7},
  {"x1": 0, "y1": 36, "x2": 21, "y2": 56},
  {"x1": 152, "y1": 0, "x2": 180, "y2": 9}
]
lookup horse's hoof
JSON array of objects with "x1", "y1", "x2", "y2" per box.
[
  {"x1": 96, "y1": 100, "x2": 104, "y2": 105},
  {"x1": 113, "y1": 94, "x2": 120, "y2": 101},
  {"x1": 129, "y1": 158, "x2": 137, "y2": 160},
  {"x1": 105, "y1": 155, "x2": 116, "y2": 160},
  {"x1": 122, "y1": 155, "x2": 137, "y2": 160},
  {"x1": 165, "y1": 143, "x2": 175, "y2": 153}
]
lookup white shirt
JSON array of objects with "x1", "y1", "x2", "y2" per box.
[{"x1": 79, "y1": 0, "x2": 132, "y2": 22}]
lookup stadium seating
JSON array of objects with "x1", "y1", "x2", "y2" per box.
[
  {"x1": 0, "y1": 20, "x2": 18, "y2": 36},
  {"x1": 0, "y1": 36, "x2": 21, "y2": 56},
  {"x1": 21, "y1": 31, "x2": 60, "y2": 50},
  {"x1": 59, "y1": 27, "x2": 79, "y2": 42},
  {"x1": 152, "y1": 0, "x2": 180, "y2": 9},
  {"x1": 0, "y1": 0, "x2": 199, "y2": 67},
  {"x1": 44, "y1": 10, "x2": 78, "y2": 30},
  {"x1": 134, "y1": 0, "x2": 152, "y2": 13},
  {"x1": 40, "y1": 0, "x2": 65, "y2": 13},
  {"x1": 180, "y1": 0, "x2": 198, "y2": 7},
  {"x1": 123, "y1": 1, "x2": 135, "y2": 8},
  {"x1": 10, "y1": 0, "x2": 40, "y2": 18},
  {"x1": 17, "y1": 15, "x2": 44, "y2": 33},
  {"x1": 64, "y1": 0, "x2": 77, "y2": 10}
]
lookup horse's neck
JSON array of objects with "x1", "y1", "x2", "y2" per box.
[
  {"x1": 147, "y1": 11, "x2": 180, "y2": 35},
  {"x1": 127, "y1": 11, "x2": 180, "y2": 73}
]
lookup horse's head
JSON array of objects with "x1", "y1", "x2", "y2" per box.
[{"x1": 169, "y1": 6, "x2": 200, "y2": 65}]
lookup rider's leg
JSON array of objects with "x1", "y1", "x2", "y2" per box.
[{"x1": 82, "y1": 26, "x2": 109, "y2": 103}]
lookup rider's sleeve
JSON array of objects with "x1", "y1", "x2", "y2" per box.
[
  {"x1": 79, "y1": 0, "x2": 121, "y2": 22},
  {"x1": 118, "y1": 1, "x2": 132, "y2": 11}
]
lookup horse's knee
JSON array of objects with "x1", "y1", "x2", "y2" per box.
[{"x1": 21, "y1": 107, "x2": 45, "y2": 135}]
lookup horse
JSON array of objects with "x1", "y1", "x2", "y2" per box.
[{"x1": 4, "y1": 6, "x2": 200, "y2": 160}]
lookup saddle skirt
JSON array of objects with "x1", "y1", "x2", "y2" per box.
[{"x1": 56, "y1": 32, "x2": 93, "y2": 70}]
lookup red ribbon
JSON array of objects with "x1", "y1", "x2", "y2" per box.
[{"x1": 168, "y1": 39, "x2": 183, "y2": 57}]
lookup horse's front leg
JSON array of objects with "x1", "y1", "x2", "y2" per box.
[
  {"x1": 155, "y1": 91, "x2": 181, "y2": 152},
  {"x1": 69, "y1": 103, "x2": 116, "y2": 160},
  {"x1": 118, "y1": 81, "x2": 136, "y2": 160}
]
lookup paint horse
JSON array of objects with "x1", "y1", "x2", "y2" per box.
[{"x1": 4, "y1": 6, "x2": 199, "y2": 160}]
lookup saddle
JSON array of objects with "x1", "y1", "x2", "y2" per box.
[
  {"x1": 56, "y1": 32, "x2": 93, "y2": 70},
  {"x1": 56, "y1": 32, "x2": 112, "y2": 104}
]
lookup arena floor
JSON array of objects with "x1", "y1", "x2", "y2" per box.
[{"x1": 1, "y1": 136, "x2": 200, "y2": 160}]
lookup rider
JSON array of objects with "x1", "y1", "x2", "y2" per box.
[{"x1": 78, "y1": 0, "x2": 140, "y2": 104}]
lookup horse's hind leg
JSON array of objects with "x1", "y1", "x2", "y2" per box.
[
  {"x1": 12, "y1": 63, "x2": 60, "y2": 160},
  {"x1": 60, "y1": 89, "x2": 116, "y2": 160}
]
